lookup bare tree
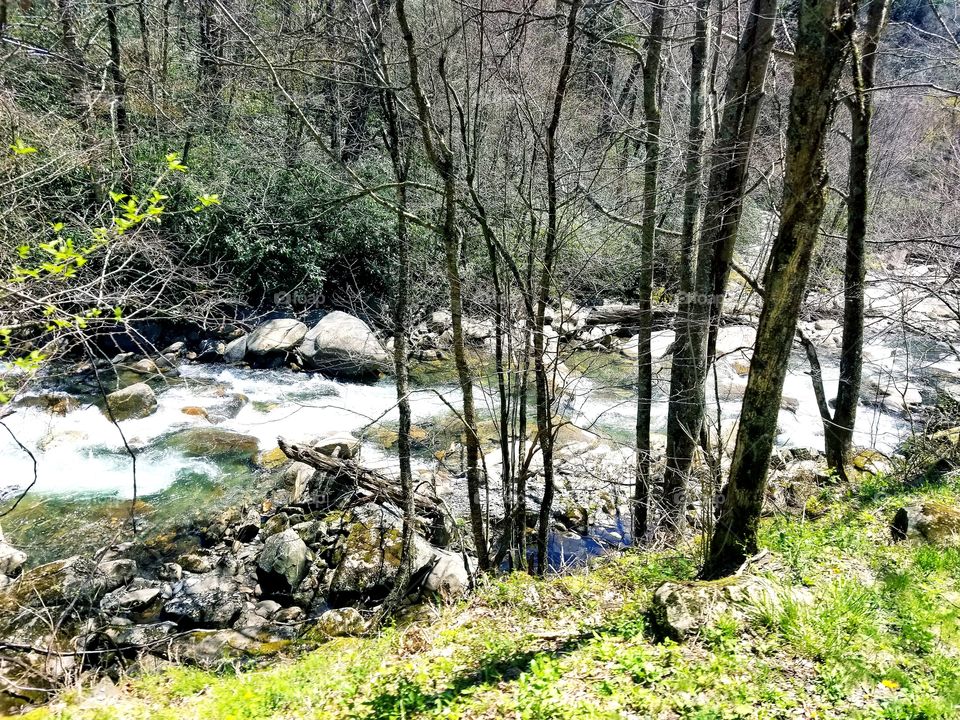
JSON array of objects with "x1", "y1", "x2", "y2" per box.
[{"x1": 705, "y1": 0, "x2": 857, "y2": 578}]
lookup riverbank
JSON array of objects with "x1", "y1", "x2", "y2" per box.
[
  {"x1": 1, "y1": 300, "x2": 958, "y2": 713},
  {"x1": 19, "y1": 471, "x2": 960, "y2": 720}
]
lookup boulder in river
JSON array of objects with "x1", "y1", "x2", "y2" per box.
[
  {"x1": 427, "y1": 311, "x2": 452, "y2": 334},
  {"x1": 223, "y1": 334, "x2": 248, "y2": 363},
  {"x1": 312, "y1": 433, "x2": 361, "y2": 459},
  {"x1": 162, "y1": 427, "x2": 260, "y2": 461},
  {"x1": 195, "y1": 338, "x2": 227, "y2": 362},
  {"x1": 105, "y1": 382, "x2": 157, "y2": 421},
  {"x1": 246, "y1": 319, "x2": 308, "y2": 356},
  {"x1": 298, "y1": 311, "x2": 391, "y2": 379}
]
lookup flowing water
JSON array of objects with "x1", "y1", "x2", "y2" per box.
[{"x1": 0, "y1": 343, "x2": 923, "y2": 567}]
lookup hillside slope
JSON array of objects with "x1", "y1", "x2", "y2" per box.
[{"x1": 23, "y1": 475, "x2": 960, "y2": 720}]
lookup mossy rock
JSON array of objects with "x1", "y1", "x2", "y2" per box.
[
  {"x1": 651, "y1": 575, "x2": 813, "y2": 640},
  {"x1": 165, "y1": 630, "x2": 290, "y2": 669},
  {"x1": 160, "y1": 428, "x2": 260, "y2": 461},
  {"x1": 893, "y1": 502, "x2": 960, "y2": 546},
  {"x1": 852, "y1": 449, "x2": 892, "y2": 476},
  {"x1": 257, "y1": 446, "x2": 289, "y2": 469},
  {"x1": 369, "y1": 424, "x2": 430, "y2": 451},
  {"x1": 105, "y1": 382, "x2": 158, "y2": 421}
]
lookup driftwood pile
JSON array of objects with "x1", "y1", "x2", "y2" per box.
[{"x1": 277, "y1": 438, "x2": 443, "y2": 521}]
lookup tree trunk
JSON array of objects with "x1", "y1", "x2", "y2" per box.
[
  {"x1": 198, "y1": 0, "x2": 224, "y2": 120},
  {"x1": 660, "y1": 0, "x2": 778, "y2": 534},
  {"x1": 57, "y1": 0, "x2": 87, "y2": 111},
  {"x1": 663, "y1": 0, "x2": 710, "y2": 538},
  {"x1": 136, "y1": 0, "x2": 156, "y2": 117},
  {"x1": 704, "y1": 0, "x2": 856, "y2": 578},
  {"x1": 535, "y1": 0, "x2": 581, "y2": 575},
  {"x1": 825, "y1": 0, "x2": 889, "y2": 477},
  {"x1": 106, "y1": 0, "x2": 133, "y2": 192},
  {"x1": 634, "y1": 0, "x2": 666, "y2": 542},
  {"x1": 395, "y1": 0, "x2": 489, "y2": 570}
]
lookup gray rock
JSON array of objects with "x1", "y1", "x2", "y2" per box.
[
  {"x1": 714, "y1": 325, "x2": 756, "y2": 357},
  {"x1": 651, "y1": 576, "x2": 812, "y2": 640},
  {"x1": 236, "y1": 508, "x2": 261, "y2": 543},
  {"x1": 298, "y1": 311, "x2": 391, "y2": 379},
  {"x1": 274, "y1": 606, "x2": 304, "y2": 624},
  {"x1": 158, "y1": 563, "x2": 182, "y2": 581},
  {"x1": 426, "y1": 311, "x2": 452, "y2": 333},
  {"x1": 196, "y1": 339, "x2": 227, "y2": 361},
  {"x1": 312, "y1": 433, "x2": 360, "y2": 460},
  {"x1": 216, "y1": 393, "x2": 249, "y2": 419},
  {"x1": 423, "y1": 550, "x2": 471, "y2": 597},
  {"x1": 100, "y1": 587, "x2": 161, "y2": 614},
  {"x1": 97, "y1": 559, "x2": 138, "y2": 589},
  {"x1": 281, "y1": 462, "x2": 314, "y2": 503},
  {"x1": 127, "y1": 358, "x2": 178, "y2": 377},
  {"x1": 105, "y1": 382, "x2": 157, "y2": 421},
  {"x1": 257, "y1": 529, "x2": 311, "y2": 596},
  {"x1": 255, "y1": 600, "x2": 282, "y2": 617},
  {"x1": 316, "y1": 607, "x2": 366, "y2": 637},
  {"x1": 291, "y1": 520, "x2": 330, "y2": 546},
  {"x1": 0, "y1": 538, "x2": 26, "y2": 577},
  {"x1": 104, "y1": 621, "x2": 177, "y2": 648},
  {"x1": 246, "y1": 319, "x2": 307, "y2": 355},
  {"x1": 162, "y1": 572, "x2": 243, "y2": 628},
  {"x1": 224, "y1": 335, "x2": 248, "y2": 363}
]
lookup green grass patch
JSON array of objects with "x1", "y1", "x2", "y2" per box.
[{"x1": 28, "y1": 479, "x2": 960, "y2": 720}]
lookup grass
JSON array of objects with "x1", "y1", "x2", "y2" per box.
[{"x1": 22, "y1": 474, "x2": 960, "y2": 720}]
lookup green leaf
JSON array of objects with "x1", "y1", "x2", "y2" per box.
[
  {"x1": 10, "y1": 138, "x2": 37, "y2": 155},
  {"x1": 165, "y1": 152, "x2": 188, "y2": 172}
]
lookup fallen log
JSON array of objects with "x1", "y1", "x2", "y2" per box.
[
  {"x1": 584, "y1": 303, "x2": 675, "y2": 327},
  {"x1": 277, "y1": 438, "x2": 442, "y2": 519}
]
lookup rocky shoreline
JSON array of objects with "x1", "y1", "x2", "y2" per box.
[{"x1": 2, "y1": 292, "x2": 959, "y2": 710}]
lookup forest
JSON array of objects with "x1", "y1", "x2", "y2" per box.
[{"x1": 1, "y1": 0, "x2": 959, "y2": 716}]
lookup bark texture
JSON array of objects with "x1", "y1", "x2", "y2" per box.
[{"x1": 705, "y1": 0, "x2": 857, "y2": 578}]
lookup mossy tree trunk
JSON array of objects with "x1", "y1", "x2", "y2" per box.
[
  {"x1": 662, "y1": 0, "x2": 711, "y2": 537},
  {"x1": 634, "y1": 0, "x2": 666, "y2": 543},
  {"x1": 825, "y1": 0, "x2": 889, "y2": 478},
  {"x1": 661, "y1": 0, "x2": 778, "y2": 535},
  {"x1": 704, "y1": 0, "x2": 857, "y2": 579}
]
